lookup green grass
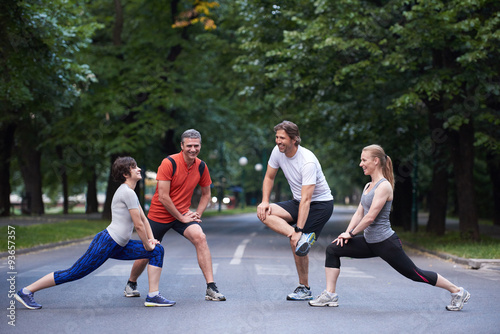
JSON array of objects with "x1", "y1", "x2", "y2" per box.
[
  {"x1": 1, "y1": 220, "x2": 109, "y2": 251},
  {"x1": 395, "y1": 228, "x2": 500, "y2": 259}
]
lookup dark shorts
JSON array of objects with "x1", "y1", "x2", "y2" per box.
[
  {"x1": 276, "y1": 199, "x2": 334, "y2": 237},
  {"x1": 148, "y1": 218, "x2": 200, "y2": 242}
]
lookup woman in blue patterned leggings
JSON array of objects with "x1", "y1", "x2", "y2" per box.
[{"x1": 16, "y1": 157, "x2": 175, "y2": 309}]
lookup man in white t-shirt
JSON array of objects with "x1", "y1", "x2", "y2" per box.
[{"x1": 257, "y1": 120, "x2": 334, "y2": 301}]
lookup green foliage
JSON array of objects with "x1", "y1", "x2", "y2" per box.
[{"x1": 2, "y1": 0, "x2": 499, "y2": 231}]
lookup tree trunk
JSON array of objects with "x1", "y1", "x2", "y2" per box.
[
  {"x1": 487, "y1": 151, "x2": 500, "y2": 226},
  {"x1": 391, "y1": 160, "x2": 413, "y2": 231},
  {"x1": 56, "y1": 145, "x2": 69, "y2": 214},
  {"x1": 0, "y1": 123, "x2": 16, "y2": 216},
  {"x1": 425, "y1": 103, "x2": 449, "y2": 235},
  {"x1": 449, "y1": 119, "x2": 480, "y2": 240},
  {"x1": 86, "y1": 168, "x2": 99, "y2": 214},
  {"x1": 113, "y1": 0, "x2": 123, "y2": 46},
  {"x1": 17, "y1": 134, "x2": 44, "y2": 215}
]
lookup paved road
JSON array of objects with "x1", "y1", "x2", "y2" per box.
[{"x1": 2, "y1": 208, "x2": 500, "y2": 333}]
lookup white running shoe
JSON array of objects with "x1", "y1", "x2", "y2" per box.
[
  {"x1": 446, "y1": 287, "x2": 470, "y2": 311},
  {"x1": 309, "y1": 290, "x2": 339, "y2": 307}
]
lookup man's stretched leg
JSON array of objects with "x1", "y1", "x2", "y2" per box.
[
  {"x1": 125, "y1": 219, "x2": 169, "y2": 297},
  {"x1": 124, "y1": 259, "x2": 149, "y2": 297},
  {"x1": 184, "y1": 223, "x2": 226, "y2": 301}
]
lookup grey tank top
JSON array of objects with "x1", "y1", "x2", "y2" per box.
[{"x1": 361, "y1": 178, "x2": 394, "y2": 243}]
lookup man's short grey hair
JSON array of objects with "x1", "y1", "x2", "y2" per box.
[{"x1": 181, "y1": 129, "x2": 202, "y2": 143}]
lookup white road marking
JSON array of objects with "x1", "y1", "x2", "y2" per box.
[
  {"x1": 255, "y1": 264, "x2": 292, "y2": 275},
  {"x1": 95, "y1": 264, "x2": 132, "y2": 276},
  {"x1": 178, "y1": 263, "x2": 218, "y2": 275},
  {"x1": 230, "y1": 232, "x2": 257, "y2": 265},
  {"x1": 340, "y1": 266, "x2": 375, "y2": 278}
]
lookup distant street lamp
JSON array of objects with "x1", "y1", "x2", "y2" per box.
[
  {"x1": 239, "y1": 157, "x2": 248, "y2": 208},
  {"x1": 254, "y1": 163, "x2": 263, "y2": 172}
]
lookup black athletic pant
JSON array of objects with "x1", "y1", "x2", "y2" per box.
[{"x1": 325, "y1": 233, "x2": 438, "y2": 286}]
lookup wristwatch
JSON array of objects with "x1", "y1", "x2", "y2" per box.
[
  {"x1": 294, "y1": 226, "x2": 304, "y2": 233},
  {"x1": 349, "y1": 231, "x2": 355, "y2": 238}
]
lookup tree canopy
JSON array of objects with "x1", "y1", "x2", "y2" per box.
[{"x1": 1, "y1": 0, "x2": 499, "y2": 240}]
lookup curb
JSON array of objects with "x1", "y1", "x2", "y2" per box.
[
  {"x1": 403, "y1": 241, "x2": 500, "y2": 269},
  {"x1": 468, "y1": 258, "x2": 500, "y2": 269},
  {"x1": 0, "y1": 236, "x2": 93, "y2": 259}
]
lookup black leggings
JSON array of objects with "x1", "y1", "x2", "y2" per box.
[{"x1": 325, "y1": 233, "x2": 438, "y2": 286}]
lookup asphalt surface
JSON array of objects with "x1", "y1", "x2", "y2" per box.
[{"x1": 1, "y1": 208, "x2": 500, "y2": 333}]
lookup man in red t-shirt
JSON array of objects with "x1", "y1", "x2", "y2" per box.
[{"x1": 124, "y1": 129, "x2": 226, "y2": 301}]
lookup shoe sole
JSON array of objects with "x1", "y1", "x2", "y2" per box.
[
  {"x1": 295, "y1": 243, "x2": 311, "y2": 256},
  {"x1": 286, "y1": 296, "x2": 313, "y2": 301},
  {"x1": 295, "y1": 234, "x2": 316, "y2": 256},
  {"x1": 144, "y1": 302, "x2": 175, "y2": 307},
  {"x1": 205, "y1": 296, "x2": 226, "y2": 301},
  {"x1": 15, "y1": 294, "x2": 42, "y2": 310},
  {"x1": 309, "y1": 302, "x2": 339, "y2": 307},
  {"x1": 124, "y1": 291, "x2": 141, "y2": 297}
]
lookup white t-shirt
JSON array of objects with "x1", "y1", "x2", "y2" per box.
[
  {"x1": 268, "y1": 145, "x2": 333, "y2": 202},
  {"x1": 106, "y1": 183, "x2": 140, "y2": 247}
]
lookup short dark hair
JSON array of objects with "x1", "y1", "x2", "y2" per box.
[
  {"x1": 274, "y1": 120, "x2": 301, "y2": 146},
  {"x1": 181, "y1": 129, "x2": 202, "y2": 144},
  {"x1": 112, "y1": 157, "x2": 137, "y2": 183}
]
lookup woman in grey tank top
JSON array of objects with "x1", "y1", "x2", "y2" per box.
[
  {"x1": 15, "y1": 157, "x2": 175, "y2": 309},
  {"x1": 309, "y1": 145, "x2": 470, "y2": 311}
]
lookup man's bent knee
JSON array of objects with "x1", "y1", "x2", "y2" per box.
[{"x1": 185, "y1": 227, "x2": 207, "y2": 246}]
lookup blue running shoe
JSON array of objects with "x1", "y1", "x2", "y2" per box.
[
  {"x1": 295, "y1": 232, "x2": 316, "y2": 256},
  {"x1": 144, "y1": 293, "x2": 176, "y2": 307},
  {"x1": 15, "y1": 290, "x2": 42, "y2": 310},
  {"x1": 287, "y1": 284, "x2": 313, "y2": 301}
]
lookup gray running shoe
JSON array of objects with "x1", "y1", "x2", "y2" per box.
[
  {"x1": 309, "y1": 290, "x2": 339, "y2": 307},
  {"x1": 124, "y1": 281, "x2": 140, "y2": 297},
  {"x1": 205, "y1": 284, "x2": 226, "y2": 301},
  {"x1": 286, "y1": 284, "x2": 313, "y2": 300},
  {"x1": 295, "y1": 232, "x2": 316, "y2": 256},
  {"x1": 446, "y1": 287, "x2": 470, "y2": 311}
]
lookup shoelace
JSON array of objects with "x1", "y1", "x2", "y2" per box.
[
  {"x1": 27, "y1": 293, "x2": 37, "y2": 304},
  {"x1": 450, "y1": 294, "x2": 461, "y2": 306}
]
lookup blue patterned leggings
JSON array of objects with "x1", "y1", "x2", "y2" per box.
[{"x1": 54, "y1": 229, "x2": 164, "y2": 285}]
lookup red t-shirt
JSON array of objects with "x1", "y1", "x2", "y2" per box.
[{"x1": 147, "y1": 153, "x2": 212, "y2": 223}]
